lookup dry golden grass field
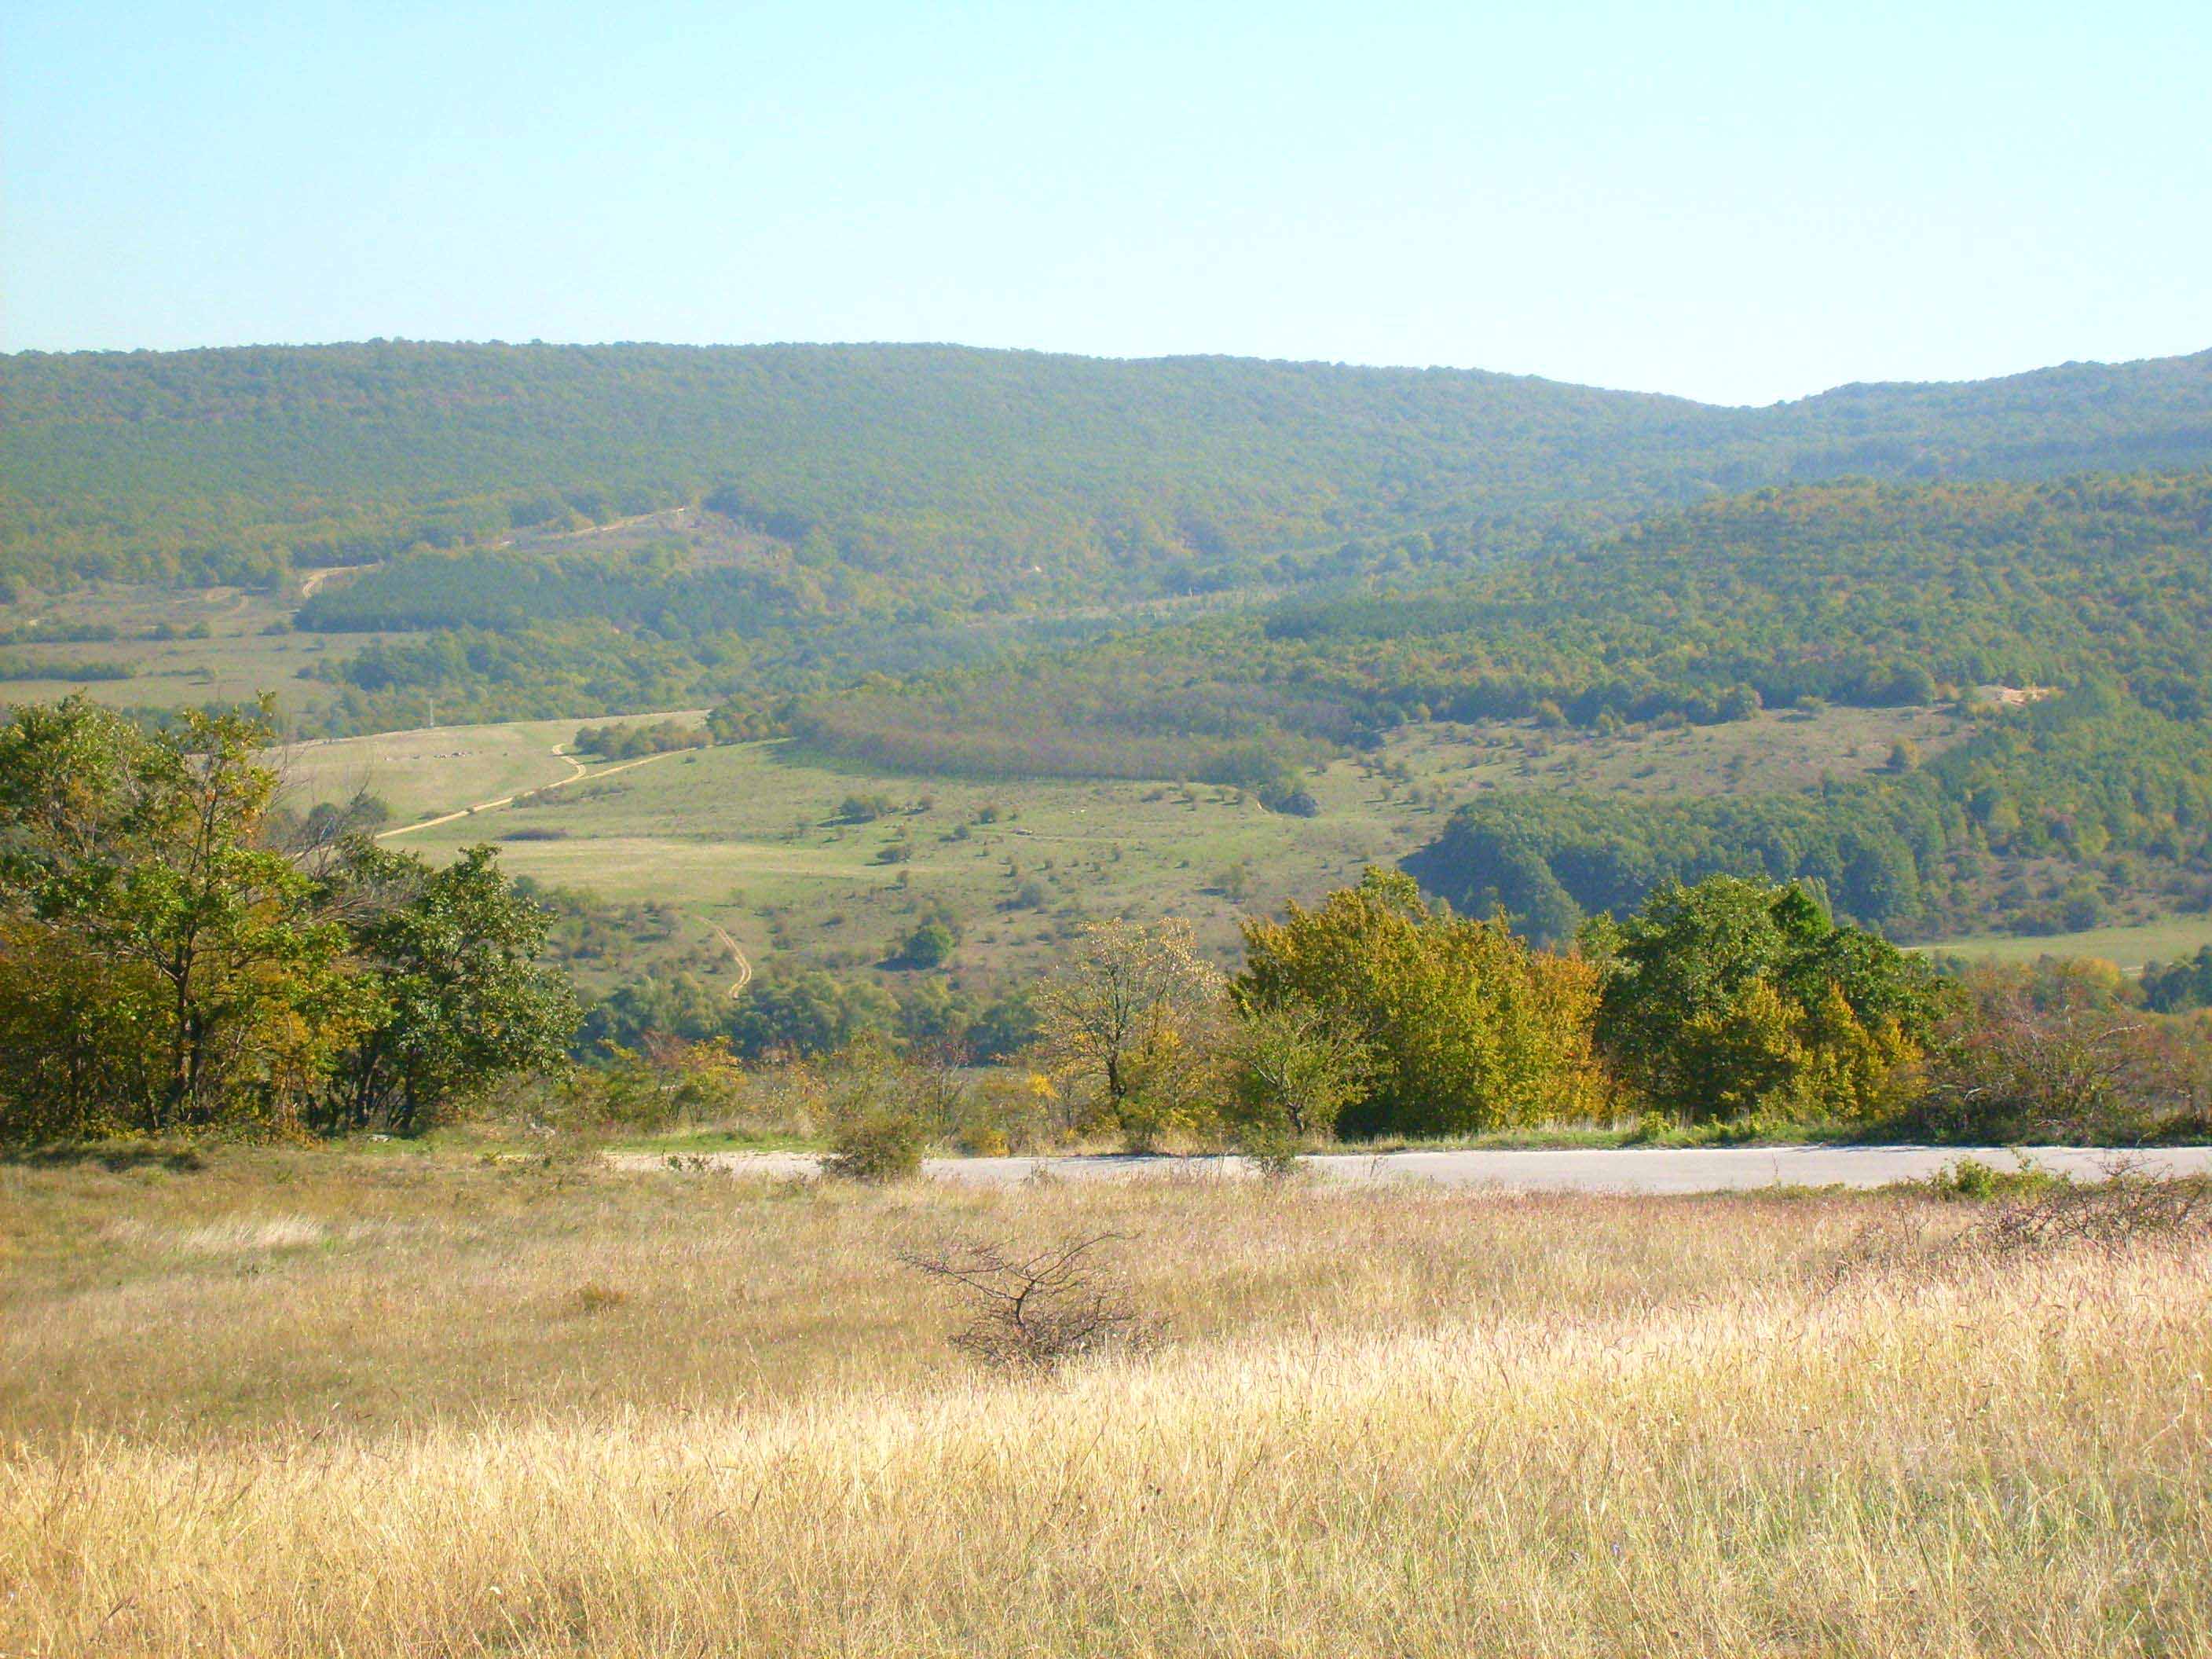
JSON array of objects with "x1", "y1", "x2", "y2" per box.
[{"x1": 4, "y1": 1146, "x2": 2209, "y2": 1656}]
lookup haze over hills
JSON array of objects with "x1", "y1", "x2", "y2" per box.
[{"x1": 4, "y1": 340, "x2": 2210, "y2": 600}]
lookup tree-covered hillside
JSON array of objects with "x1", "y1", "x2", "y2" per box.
[
  {"x1": 1258, "y1": 472, "x2": 2212, "y2": 724},
  {"x1": 801, "y1": 474, "x2": 2212, "y2": 765},
  {"x1": 5, "y1": 340, "x2": 2210, "y2": 600},
  {"x1": 1365, "y1": 478, "x2": 2212, "y2": 943},
  {"x1": 789, "y1": 473, "x2": 2212, "y2": 943}
]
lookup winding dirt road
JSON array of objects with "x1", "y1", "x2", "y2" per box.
[
  {"x1": 375, "y1": 745, "x2": 687, "y2": 841},
  {"x1": 296, "y1": 564, "x2": 370, "y2": 599},
  {"x1": 705, "y1": 920, "x2": 753, "y2": 998},
  {"x1": 375, "y1": 746, "x2": 588, "y2": 840}
]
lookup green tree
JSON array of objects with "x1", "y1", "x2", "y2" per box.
[
  {"x1": 1220, "y1": 998, "x2": 1373, "y2": 1144},
  {"x1": 320, "y1": 841, "x2": 579, "y2": 1133},
  {"x1": 1237, "y1": 868, "x2": 1604, "y2": 1137},
  {"x1": 897, "y1": 919, "x2": 958, "y2": 969},
  {"x1": 1588, "y1": 875, "x2": 1949, "y2": 1122},
  {"x1": 723, "y1": 968, "x2": 898, "y2": 1060},
  {"x1": 2144, "y1": 946, "x2": 2212, "y2": 1014},
  {"x1": 0, "y1": 697, "x2": 374, "y2": 1137}
]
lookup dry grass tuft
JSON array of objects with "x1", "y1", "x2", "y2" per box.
[{"x1": 104, "y1": 1212, "x2": 331, "y2": 1255}]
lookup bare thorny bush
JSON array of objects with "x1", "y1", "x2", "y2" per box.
[
  {"x1": 1914, "y1": 970, "x2": 2212, "y2": 1143},
  {"x1": 899, "y1": 1232, "x2": 1161, "y2": 1372},
  {"x1": 1828, "y1": 1159, "x2": 2212, "y2": 1287},
  {"x1": 1965, "y1": 1159, "x2": 2212, "y2": 1258}
]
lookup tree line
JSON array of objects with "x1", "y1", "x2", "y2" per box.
[
  {"x1": 1022, "y1": 870, "x2": 1958, "y2": 1148},
  {"x1": 5, "y1": 684, "x2": 2203, "y2": 1154}
]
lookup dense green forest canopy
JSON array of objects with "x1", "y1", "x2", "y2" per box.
[
  {"x1": 793, "y1": 474, "x2": 2212, "y2": 775},
  {"x1": 6, "y1": 340, "x2": 2211, "y2": 601},
  {"x1": 1257, "y1": 472, "x2": 2212, "y2": 723}
]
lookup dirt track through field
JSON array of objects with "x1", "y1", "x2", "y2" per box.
[
  {"x1": 375, "y1": 745, "x2": 683, "y2": 841},
  {"x1": 613, "y1": 1144, "x2": 2212, "y2": 1192},
  {"x1": 706, "y1": 920, "x2": 753, "y2": 998}
]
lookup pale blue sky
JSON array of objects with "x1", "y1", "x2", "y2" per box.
[{"x1": 4, "y1": 1, "x2": 2207, "y2": 404}]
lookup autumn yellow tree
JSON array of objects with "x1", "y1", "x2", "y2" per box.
[
  {"x1": 1034, "y1": 918, "x2": 1224, "y2": 1149},
  {"x1": 1237, "y1": 868, "x2": 1603, "y2": 1137}
]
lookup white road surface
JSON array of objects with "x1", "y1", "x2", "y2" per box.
[{"x1": 616, "y1": 1144, "x2": 2212, "y2": 1192}]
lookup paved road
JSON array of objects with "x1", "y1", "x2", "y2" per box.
[{"x1": 620, "y1": 1144, "x2": 2212, "y2": 1192}]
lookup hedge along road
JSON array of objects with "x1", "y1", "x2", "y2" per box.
[{"x1": 614, "y1": 1144, "x2": 2212, "y2": 1192}]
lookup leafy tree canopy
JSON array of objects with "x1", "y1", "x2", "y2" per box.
[{"x1": 1587, "y1": 876, "x2": 1954, "y2": 1122}]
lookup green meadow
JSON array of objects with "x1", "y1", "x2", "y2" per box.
[
  {"x1": 1918, "y1": 914, "x2": 2212, "y2": 972},
  {"x1": 274, "y1": 700, "x2": 1983, "y2": 991}
]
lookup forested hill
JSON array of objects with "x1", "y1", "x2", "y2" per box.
[
  {"x1": 789, "y1": 472, "x2": 2212, "y2": 943},
  {"x1": 4, "y1": 340, "x2": 2210, "y2": 597}
]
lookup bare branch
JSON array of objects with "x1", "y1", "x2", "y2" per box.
[{"x1": 899, "y1": 1232, "x2": 1157, "y2": 1372}]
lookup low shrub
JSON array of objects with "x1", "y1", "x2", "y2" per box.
[
  {"x1": 1965, "y1": 1163, "x2": 2212, "y2": 1258},
  {"x1": 1908, "y1": 969, "x2": 2212, "y2": 1143},
  {"x1": 1833, "y1": 1162, "x2": 2212, "y2": 1285},
  {"x1": 824, "y1": 1111, "x2": 925, "y2": 1181},
  {"x1": 1923, "y1": 1155, "x2": 2067, "y2": 1202},
  {"x1": 899, "y1": 1232, "x2": 1158, "y2": 1370}
]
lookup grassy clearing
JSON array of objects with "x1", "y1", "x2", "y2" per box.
[
  {"x1": 275, "y1": 709, "x2": 707, "y2": 824},
  {"x1": 386, "y1": 734, "x2": 1429, "y2": 980},
  {"x1": 1920, "y1": 911, "x2": 2212, "y2": 972},
  {"x1": 3, "y1": 1147, "x2": 2209, "y2": 1654},
  {"x1": 0, "y1": 580, "x2": 394, "y2": 718},
  {"x1": 1386, "y1": 701, "x2": 1966, "y2": 803},
  {"x1": 294, "y1": 702, "x2": 1967, "y2": 990}
]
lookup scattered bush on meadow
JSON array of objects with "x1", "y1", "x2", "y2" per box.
[
  {"x1": 836, "y1": 792, "x2": 899, "y2": 823},
  {"x1": 1833, "y1": 1159, "x2": 2212, "y2": 1288},
  {"x1": 892, "y1": 914, "x2": 961, "y2": 969},
  {"x1": 899, "y1": 1232, "x2": 1157, "y2": 1371},
  {"x1": 824, "y1": 1111, "x2": 925, "y2": 1181},
  {"x1": 1921, "y1": 1155, "x2": 2067, "y2": 1203},
  {"x1": 1962, "y1": 1162, "x2": 2212, "y2": 1258}
]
